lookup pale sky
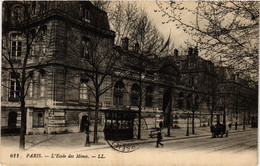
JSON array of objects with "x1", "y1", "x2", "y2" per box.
[{"x1": 138, "y1": 1, "x2": 196, "y2": 50}]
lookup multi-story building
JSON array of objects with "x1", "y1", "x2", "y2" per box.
[
  {"x1": 1, "y1": 1, "x2": 181, "y2": 135},
  {"x1": 1, "y1": 1, "x2": 257, "y2": 136},
  {"x1": 175, "y1": 47, "x2": 216, "y2": 127},
  {"x1": 2, "y1": 1, "x2": 116, "y2": 134},
  {"x1": 215, "y1": 66, "x2": 258, "y2": 127}
]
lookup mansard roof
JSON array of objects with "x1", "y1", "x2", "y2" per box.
[{"x1": 3, "y1": 1, "x2": 114, "y2": 37}]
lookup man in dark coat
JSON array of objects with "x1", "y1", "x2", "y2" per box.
[
  {"x1": 159, "y1": 121, "x2": 163, "y2": 129},
  {"x1": 156, "y1": 131, "x2": 163, "y2": 148},
  {"x1": 85, "y1": 121, "x2": 90, "y2": 147}
]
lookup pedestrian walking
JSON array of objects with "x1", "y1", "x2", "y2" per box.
[
  {"x1": 156, "y1": 130, "x2": 163, "y2": 148},
  {"x1": 85, "y1": 121, "x2": 90, "y2": 147},
  {"x1": 159, "y1": 121, "x2": 163, "y2": 129},
  {"x1": 228, "y1": 123, "x2": 232, "y2": 130}
]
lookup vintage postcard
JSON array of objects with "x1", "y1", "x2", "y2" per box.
[{"x1": 1, "y1": 1, "x2": 258, "y2": 165}]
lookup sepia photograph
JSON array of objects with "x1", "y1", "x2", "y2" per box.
[{"x1": 1, "y1": 1, "x2": 258, "y2": 165}]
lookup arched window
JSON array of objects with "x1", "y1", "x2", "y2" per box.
[
  {"x1": 114, "y1": 80, "x2": 124, "y2": 106},
  {"x1": 145, "y1": 86, "x2": 153, "y2": 107},
  {"x1": 131, "y1": 83, "x2": 139, "y2": 106},
  {"x1": 41, "y1": 25, "x2": 47, "y2": 35},
  {"x1": 178, "y1": 92, "x2": 184, "y2": 109}
]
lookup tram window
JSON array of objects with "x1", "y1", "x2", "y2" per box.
[
  {"x1": 118, "y1": 122, "x2": 121, "y2": 129},
  {"x1": 113, "y1": 121, "x2": 117, "y2": 128},
  {"x1": 121, "y1": 121, "x2": 126, "y2": 129}
]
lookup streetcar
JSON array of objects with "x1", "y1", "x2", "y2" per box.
[{"x1": 104, "y1": 110, "x2": 136, "y2": 141}]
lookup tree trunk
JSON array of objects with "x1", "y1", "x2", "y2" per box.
[
  {"x1": 167, "y1": 91, "x2": 172, "y2": 136},
  {"x1": 235, "y1": 110, "x2": 238, "y2": 130},
  {"x1": 138, "y1": 67, "x2": 142, "y2": 140},
  {"x1": 93, "y1": 92, "x2": 99, "y2": 144},
  {"x1": 210, "y1": 108, "x2": 213, "y2": 126},
  {"x1": 223, "y1": 108, "x2": 226, "y2": 126},
  {"x1": 192, "y1": 109, "x2": 195, "y2": 134},
  {"x1": 243, "y1": 110, "x2": 246, "y2": 130},
  {"x1": 19, "y1": 96, "x2": 26, "y2": 150},
  {"x1": 199, "y1": 109, "x2": 201, "y2": 127}
]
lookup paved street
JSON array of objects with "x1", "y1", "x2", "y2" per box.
[
  {"x1": 127, "y1": 129, "x2": 257, "y2": 166},
  {"x1": 1, "y1": 127, "x2": 257, "y2": 166},
  {"x1": 144, "y1": 129, "x2": 257, "y2": 153}
]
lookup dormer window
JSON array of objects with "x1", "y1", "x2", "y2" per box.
[
  {"x1": 12, "y1": 5, "x2": 23, "y2": 21},
  {"x1": 81, "y1": 37, "x2": 90, "y2": 59},
  {"x1": 189, "y1": 60, "x2": 194, "y2": 69},
  {"x1": 83, "y1": 8, "x2": 90, "y2": 22},
  {"x1": 176, "y1": 61, "x2": 181, "y2": 69}
]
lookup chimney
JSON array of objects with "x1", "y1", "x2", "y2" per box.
[
  {"x1": 135, "y1": 42, "x2": 140, "y2": 52},
  {"x1": 121, "y1": 37, "x2": 129, "y2": 50},
  {"x1": 174, "y1": 49, "x2": 179, "y2": 57},
  {"x1": 188, "y1": 47, "x2": 193, "y2": 56}
]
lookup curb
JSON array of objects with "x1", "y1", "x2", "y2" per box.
[{"x1": 72, "y1": 129, "x2": 255, "y2": 152}]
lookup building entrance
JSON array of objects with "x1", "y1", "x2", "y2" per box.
[
  {"x1": 80, "y1": 115, "x2": 89, "y2": 132},
  {"x1": 8, "y1": 111, "x2": 17, "y2": 128}
]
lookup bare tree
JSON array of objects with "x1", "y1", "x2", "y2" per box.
[
  {"x1": 91, "y1": 1, "x2": 111, "y2": 12},
  {"x1": 107, "y1": 2, "x2": 139, "y2": 46},
  {"x1": 108, "y1": 2, "x2": 168, "y2": 55},
  {"x1": 2, "y1": 1, "x2": 55, "y2": 149},
  {"x1": 128, "y1": 10, "x2": 165, "y2": 55},
  {"x1": 156, "y1": 1, "x2": 259, "y2": 78},
  {"x1": 66, "y1": 30, "x2": 126, "y2": 143}
]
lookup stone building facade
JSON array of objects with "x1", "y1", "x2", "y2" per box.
[{"x1": 1, "y1": 1, "x2": 257, "y2": 135}]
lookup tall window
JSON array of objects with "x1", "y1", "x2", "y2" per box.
[
  {"x1": 40, "y1": 77, "x2": 45, "y2": 97},
  {"x1": 114, "y1": 80, "x2": 124, "y2": 106},
  {"x1": 145, "y1": 86, "x2": 153, "y2": 107},
  {"x1": 11, "y1": 41, "x2": 22, "y2": 59},
  {"x1": 29, "y1": 80, "x2": 33, "y2": 97},
  {"x1": 131, "y1": 84, "x2": 139, "y2": 106},
  {"x1": 33, "y1": 110, "x2": 44, "y2": 128},
  {"x1": 82, "y1": 37, "x2": 90, "y2": 59},
  {"x1": 9, "y1": 73, "x2": 20, "y2": 101},
  {"x1": 80, "y1": 79, "x2": 88, "y2": 100}
]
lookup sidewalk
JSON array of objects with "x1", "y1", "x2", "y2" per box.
[{"x1": 1, "y1": 125, "x2": 255, "y2": 152}]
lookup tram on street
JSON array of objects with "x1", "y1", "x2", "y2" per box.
[{"x1": 104, "y1": 110, "x2": 136, "y2": 141}]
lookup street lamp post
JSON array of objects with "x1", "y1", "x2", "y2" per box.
[
  {"x1": 243, "y1": 109, "x2": 246, "y2": 130},
  {"x1": 192, "y1": 107, "x2": 195, "y2": 134},
  {"x1": 186, "y1": 111, "x2": 190, "y2": 136}
]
